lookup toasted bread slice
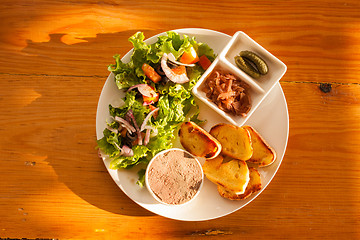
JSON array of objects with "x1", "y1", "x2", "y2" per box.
[
  {"x1": 243, "y1": 126, "x2": 276, "y2": 167},
  {"x1": 217, "y1": 167, "x2": 262, "y2": 200},
  {"x1": 202, "y1": 155, "x2": 223, "y2": 172},
  {"x1": 203, "y1": 158, "x2": 249, "y2": 194},
  {"x1": 209, "y1": 123, "x2": 253, "y2": 160},
  {"x1": 179, "y1": 121, "x2": 222, "y2": 159}
]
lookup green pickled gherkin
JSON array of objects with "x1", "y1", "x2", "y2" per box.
[
  {"x1": 234, "y1": 50, "x2": 269, "y2": 79},
  {"x1": 235, "y1": 56, "x2": 261, "y2": 79},
  {"x1": 240, "y1": 50, "x2": 268, "y2": 75}
]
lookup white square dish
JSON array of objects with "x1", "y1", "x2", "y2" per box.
[
  {"x1": 192, "y1": 57, "x2": 265, "y2": 126},
  {"x1": 192, "y1": 31, "x2": 287, "y2": 126}
]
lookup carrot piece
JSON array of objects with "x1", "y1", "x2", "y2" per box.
[
  {"x1": 180, "y1": 47, "x2": 199, "y2": 64},
  {"x1": 199, "y1": 55, "x2": 212, "y2": 70},
  {"x1": 143, "y1": 92, "x2": 159, "y2": 105},
  {"x1": 142, "y1": 63, "x2": 161, "y2": 83}
]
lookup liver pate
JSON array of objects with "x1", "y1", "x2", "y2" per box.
[{"x1": 147, "y1": 149, "x2": 203, "y2": 205}]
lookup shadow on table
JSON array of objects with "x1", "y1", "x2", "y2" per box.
[{"x1": 17, "y1": 30, "x2": 166, "y2": 217}]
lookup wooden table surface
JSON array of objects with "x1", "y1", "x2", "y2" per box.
[{"x1": 1, "y1": 0, "x2": 360, "y2": 239}]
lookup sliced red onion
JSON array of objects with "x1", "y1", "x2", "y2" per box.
[
  {"x1": 138, "y1": 84, "x2": 157, "y2": 98},
  {"x1": 126, "y1": 84, "x2": 147, "y2": 93},
  {"x1": 125, "y1": 114, "x2": 131, "y2": 123},
  {"x1": 114, "y1": 116, "x2": 135, "y2": 133},
  {"x1": 113, "y1": 142, "x2": 124, "y2": 155},
  {"x1": 106, "y1": 116, "x2": 114, "y2": 124},
  {"x1": 106, "y1": 126, "x2": 118, "y2": 134},
  {"x1": 120, "y1": 124, "x2": 133, "y2": 133},
  {"x1": 140, "y1": 108, "x2": 159, "y2": 132},
  {"x1": 161, "y1": 53, "x2": 189, "y2": 84},
  {"x1": 143, "y1": 128, "x2": 151, "y2": 146},
  {"x1": 143, "y1": 125, "x2": 158, "y2": 137},
  {"x1": 167, "y1": 52, "x2": 195, "y2": 67},
  {"x1": 122, "y1": 145, "x2": 134, "y2": 157},
  {"x1": 126, "y1": 110, "x2": 142, "y2": 145},
  {"x1": 126, "y1": 84, "x2": 157, "y2": 98}
]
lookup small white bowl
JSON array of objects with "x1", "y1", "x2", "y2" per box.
[
  {"x1": 145, "y1": 148, "x2": 204, "y2": 206},
  {"x1": 193, "y1": 31, "x2": 287, "y2": 126}
]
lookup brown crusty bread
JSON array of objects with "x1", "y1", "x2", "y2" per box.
[
  {"x1": 209, "y1": 123, "x2": 253, "y2": 161},
  {"x1": 217, "y1": 167, "x2": 262, "y2": 200},
  {"x1": 179, "y1": 121, "x2": 222, "y2": 159},
  {"x1": 202, "y1": 157, "x2": 250, "y2": 194},
  {"x1": 243, "y1": 126, "x2": 276, "y2": 167}
]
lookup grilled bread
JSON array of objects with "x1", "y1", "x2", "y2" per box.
[
  {"x1": 217, "y1": 167, "x2": 262, "y2": 200},
  {"x1": 209, "y1": 123, "x2": 253, "y2": 160},
  {"x1": 244, "y1": 126, "x2": 276, "y2": 167},
  {"x1": 202, "y1": 157, "x2": 250, "y2": 194},
  {"x1": 179, "y1": 121, "x2": 222, "y2": 159}
]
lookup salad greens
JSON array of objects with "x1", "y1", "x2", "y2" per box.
[{"x1": 97, "y1": 31, "x2": 216, "y2": 186}]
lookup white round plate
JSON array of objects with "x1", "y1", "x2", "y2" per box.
[{"x1": 96, "y1": 28, "x2": 289, "y2": 221}]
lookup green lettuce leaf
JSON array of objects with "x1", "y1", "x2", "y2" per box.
[
  {"x1": 96, "y1": 128, "x2": 120, "y2": 157},
  {"x1": 136, "y1": 169, "x2": 146, "y2": 187},
  {"x1": 109, "y1": 54, "x2": 144, "y2": 89},
  {"x1": 197, "y1": 42, "x2": 216, "y2": 61},
  {"x1": 109, "y1": 145, "x2": 149, "y2": 169}
]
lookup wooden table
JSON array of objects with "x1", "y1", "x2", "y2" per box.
[{"x1": 1, "y1": 0, "x2": 359, "y2": 239}]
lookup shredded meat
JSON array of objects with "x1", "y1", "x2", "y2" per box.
[{"x1": 203, "y1": 70, "x2": 251, "y2": 117}]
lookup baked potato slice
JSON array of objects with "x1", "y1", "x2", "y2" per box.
[
  {"x1": 209, "y1": 123, "x2": 253, "y2": 160},
  {"x1": 179, "y1": 121, "x2": 222, "y2": 159}
]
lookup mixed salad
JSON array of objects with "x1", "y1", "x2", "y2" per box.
[{"x1": 96, "y1": 31, "x2": 216, "y2": 186}]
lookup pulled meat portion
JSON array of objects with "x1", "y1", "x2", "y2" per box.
[{"x1": 203, "y1": 70, "x2": 251, "y2": 117}]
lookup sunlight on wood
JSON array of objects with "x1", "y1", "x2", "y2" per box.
[
  {"x1": 0, "y1": 87, "x2": 42, "y2": 110},
  {"x1": 26, "y1": 9, "x2": 157, "y2": 45}
]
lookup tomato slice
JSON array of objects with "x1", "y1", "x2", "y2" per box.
[{"x1": 199, "y1": 55, "x2": 212, "y2": 70}]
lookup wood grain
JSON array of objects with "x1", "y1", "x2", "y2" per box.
[{"x1": 1, "y1": 0, "x2": 360, "y2": 239}]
